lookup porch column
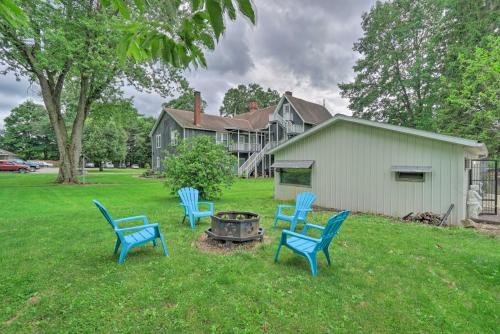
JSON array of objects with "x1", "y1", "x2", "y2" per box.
[{"x1": 237, "y1": 129, "x2": 240, "y2": 168}]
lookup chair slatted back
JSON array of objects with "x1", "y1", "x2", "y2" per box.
[
  {"x1": 178, "y1": 187, "x2": 199, "y2": 213},
  {"x1": 93, "y1": 200, "x2": 116, "y2": 229},
  {"x1": 294, "y1": 192, "x2": 316, "y2": 220},
  {"x1": 318, "y1": 211, "x2": 349, "y2": 250}
]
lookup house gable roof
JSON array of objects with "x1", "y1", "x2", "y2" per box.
[
  {"x1": 234, "y1": 105, "x2": 276, "y2": 130},
  {"x1": 0, "y1": 148, "x2": 17, "y2": 156},
  {"x1": 149, "y1": 107, "x2": 254, "y2": 136},
  {"x1": 268, "y1": 114, "x2": 488, "y2": 156},
  {"x1": 284, "y1": 95, "x2": 332, "y2": 124},
  {"x1": 149, "y1": 94, "x2": 334, "y2": 136}
]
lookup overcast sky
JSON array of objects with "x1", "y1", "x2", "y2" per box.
[{"x1": 0, "y1": 0, "x2": 375, "y2": 128}]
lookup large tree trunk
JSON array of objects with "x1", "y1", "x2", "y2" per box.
[{"x1": 37, "y1": 73, "x2": 90, "y2": 184}]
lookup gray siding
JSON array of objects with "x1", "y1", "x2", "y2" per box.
[
  {"x1": 151, "y1": 113, "x2": 183, "y2": 172},
  {"x1": 274, "y1": 121, "x2": 472, "y2": 224},
  {"x1": 185, "y1": 128, "x2": 216, "y2": 138},
  {"x1": 277, "y1": 101, "x2": 303, "y2": 125}
]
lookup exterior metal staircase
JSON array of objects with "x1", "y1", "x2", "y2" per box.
[{"x1": 238, "y1": 142, "x2": 271, "y2": 177}]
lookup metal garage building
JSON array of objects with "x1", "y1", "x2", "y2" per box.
[{"x1": 269, "y1": 114, "x2": 492, "y2": 225}]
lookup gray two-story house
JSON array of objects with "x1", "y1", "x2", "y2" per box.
[{"x1": 150, "y1": 91, "x2": 332, "y2": 177}]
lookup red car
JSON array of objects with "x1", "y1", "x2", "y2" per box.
[{"x1": 0, "y1": 160, "x2": 30, "y2": 173}]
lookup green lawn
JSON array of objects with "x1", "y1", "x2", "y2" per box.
[{"x1": 1, "y1": 172, "x2": 498, "y2": 333}]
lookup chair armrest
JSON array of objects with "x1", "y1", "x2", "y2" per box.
[
  {"x1": 115, "y1": 223, "x2": 159, "y2": 233},
  {"x1": 282, "y1": 229, "x2": 320, "y2": 243},
  {"x1": 198, "y1": 201, "x2": 214, "y2": 211},
  {"x1": 302, "y1": 223, "x2": 324, "y2": 234},
  {"x1": 114, "y1": 215, "x2": 148, "y2": 224}
]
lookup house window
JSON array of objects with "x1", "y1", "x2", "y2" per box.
[
  {"x1": 170, "y1": 129, "x2": 179, "y2": 146},
  {"x1": 216, "y1": 132, "x2": 229, "y2": 147},
  {"x1": 156, "y1": 134, "x2": 161, "y2": 148},
  {"x1": 396, "y1": 172, "x2": 425, "y2": 182},
  {"x1": 156, "y1": 156, "x2": 161, "y2": 169},
  {"x1": 283, "y1": 104, "x2": 292, "y2": 121},
  {"x1": 279, "y1": 168, "x2": 311, "y2": 187}
]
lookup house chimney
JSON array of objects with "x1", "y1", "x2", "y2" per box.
[
  {"x1": 285, "y1": 91, "x2": 292, "y2": 96},
  {"x1": 249, "y1": 101, "x2": 258, "y2": 112},
  {"x1": 194, "y1": 91, "x2": 201, "y2": 126}
]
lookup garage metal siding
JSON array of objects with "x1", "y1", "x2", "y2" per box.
[{"x1": 274, "y1": 121, "x2": 467, "y2": 224}]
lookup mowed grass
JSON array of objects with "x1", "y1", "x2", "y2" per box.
[{"x1": 0, "y1": 172, "x2": 498, "y2": 333}]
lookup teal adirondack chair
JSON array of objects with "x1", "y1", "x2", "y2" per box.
[
  {"x1": 274, "y1": 210, "x2": 349, "y2": 276},
  {"x1": 93, "y1": 200, "x2": 168, "y2": 264},
  {"x1": 178, "y1": 187, "x2": 214, "y2": 229},
  {"x1": 273, "y1": 192, "x2": 316, "y2": 231}
]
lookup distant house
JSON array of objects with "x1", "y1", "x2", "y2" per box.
[
  {"x1": 0, "y1": 149, "x2": 18, "y2": 160},
  {"x1": 268, "y1": 114, "x2": 491, "y2": 225},
  {"x1": 150, "y1": 91, "x2": 332, "y2": 176}
]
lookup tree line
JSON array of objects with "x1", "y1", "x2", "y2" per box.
[{"x1": 0, "y1": 97, "x2": 155, "y2": 168}]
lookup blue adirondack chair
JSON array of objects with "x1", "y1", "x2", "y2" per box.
[
  {"x1": 274, "y1": 210, "x2": 349, "y2": 276},
  {"x1": 273, "y1": 192, "x2": 316, "y2": 231},
  {"x1": 178, "y1": 187, "x2": 214, "y2": 229},
  {"x1": 93, "y1": 200, "x2": 168, "y2": 264}
]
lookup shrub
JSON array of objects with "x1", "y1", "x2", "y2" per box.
[{"x1": 163, "y1": 136, "x2": 237, "y2": 199}]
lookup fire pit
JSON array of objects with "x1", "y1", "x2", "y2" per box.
[{"x1": 206, "y1": 211, "x2": 264, "y2": 244}]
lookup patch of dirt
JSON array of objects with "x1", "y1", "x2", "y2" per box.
[
  {"x1": 194, "y1": 233, "x2": 271, "y2": 254},
  {"x1": 464, "y1": 220, "x2": 500, "y2": 237},
  {"x1": 27, "y1": 295, "x2": 41, "y2": 305}
]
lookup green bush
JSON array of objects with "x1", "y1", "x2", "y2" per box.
[{"x1": 163, "y1": 135, "x2": 236, "y2": 199}]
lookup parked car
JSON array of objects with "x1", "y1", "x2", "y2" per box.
[
  {"x1": 27, "y1": 161, "x2": 41, "y2": 169},
  {"x1": 38, "y1": 161, "x2": 54, "y2": 167},
  {"x1": 131, "y1": 164, "x2": 140, "y2": 169},
  {"x1": 103, "y1": 162, "x2": 114, "y2": 168},
  {"x1": 85, "y1": 162, "x2": 95, "y2": 168},
  {"x1": 13, "y1": 159, "x2": 38, "y2": 172},
  {"x1": 0, "y1": 160, "x2": 30, "y2": 173},
  {"x1": 35, "y1": 161, "x2": 51, "y2": 168}
]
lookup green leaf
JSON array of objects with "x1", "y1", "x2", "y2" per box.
[
  {"x1": 206, "y1": 0, "x2": 224, "y2": 40},
  {"x1": 191, "y1": 0, "x2": 202, "y2": 10},
  {"x1": 111, "y1": 0, "x2": 130, "y2": 19},
  {"x1": 133, "y1": 0, "x2": 146, "y2": 13},
  {"x1": 236, "y1": 0, "x2": 255, "y2": 24},
  {"x1": 223, "y1": 0, "x2": 236, "y2": 20},
  {"x1": 199, "y1": 33, "x2": 215, "y2": 50},
  {"x1": 0, "y1": 0, "x2": 28, "y2": 27}
]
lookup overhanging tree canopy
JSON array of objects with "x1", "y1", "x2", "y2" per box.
[{"x1": 0, "y1": 0, "x2": 256, "y2": 183}]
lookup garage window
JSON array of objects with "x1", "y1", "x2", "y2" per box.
[
  {"x1": 396, "y1": 172, "x2": 425, "y2": 182},
  {"x1": 271, "y1": 160, "x2": 314, "y2": 187},
  {"x1": 391, "y1": 166, "x2": 431, "y2": 182},
  {"x1": 279, "y1": 168, "x2": 312, "y2": 186}
]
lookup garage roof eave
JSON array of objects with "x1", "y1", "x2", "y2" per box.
[
  {"x1": 271, "y1": 160, "x2": 314, "y2": 169},
  {"x1": 268, "y1": 114, "x2": 489, "y2": 156}
]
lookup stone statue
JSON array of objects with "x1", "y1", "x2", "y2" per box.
[{"x1": 467, "y1": 185, "x2": 482, "y2": 219}]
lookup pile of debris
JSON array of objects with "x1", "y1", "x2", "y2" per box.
[
  {"x1": 402, "y1": 204, "x2": 454, "y2": 227},
  {"x1": 402, "y1": 212, "x2": 445, "y2": 226}
]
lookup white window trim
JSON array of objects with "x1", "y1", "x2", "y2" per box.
[
  {"x1": 156, "y1": 134, "x2": 161, "y2": 148},
  {"x1": 156, "y1": 156, "x2": 160, "y2": 169},
  {"x1": 283, "y1": 103, "x2": 293, "y2": 121},
  {"x1": 170, "y1": 130, "x2": 178, "y2": 146}
]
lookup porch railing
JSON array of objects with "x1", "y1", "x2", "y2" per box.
[{"x1": 229, "y1": 143, "x2": 262, "y2": 152}]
